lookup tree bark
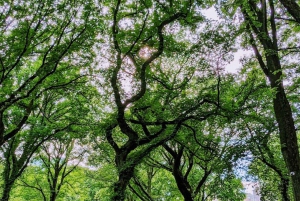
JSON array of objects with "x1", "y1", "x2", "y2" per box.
[
  {"x1": 112, "y1": 167, "x2": 135, "y2": 201},
  {"x1": 173, "y1": 169, "x2": 194, "y2": 201},
  {"x1": 271, "y1": 78, "x2": 300, "y2": 201},
  {"x1": 1, "y1": 181, "x2": 13, "y2": 201},
  {"x1": 50, "y1": 193, "x2": 57, "y2": 201},
  {"x1": 164, "y1": 145, "x2": 194, "y2": 201},
  {"x1": 278, "y1": 0, "x2": 300, "y2": 23}
]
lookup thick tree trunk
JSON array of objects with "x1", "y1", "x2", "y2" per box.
[
  {"x1": 169, "y1": 146, "x2": 194, "y2": 201},
  {"x1": 112, "y1": 167, "x2": 134, "y2": 201},
  {"x1": 50, "y1": 193, "x2": 57, "y2": 201},
  {"x1": 271, "y1": 80, "x2": 300, "y2": 201},
  {"x1": 1, "y1": 181, "x2": 14, "y2": 201},
  {"x1": 173, "y1": 169, "x2": 194, "y2": 201}
]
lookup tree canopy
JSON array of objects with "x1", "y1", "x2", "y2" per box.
[{"x1": 1, "y1": 0, "x2": 300, "y2": 201}]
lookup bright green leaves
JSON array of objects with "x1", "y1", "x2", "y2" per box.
[
  {"x1": 2, "y1": 0, "x2": 299, "y2": 200},
  {"x1": 0, "y1": 0, "x2": 99, "y2": 145}
]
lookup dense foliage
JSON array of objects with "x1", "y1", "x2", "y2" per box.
[{"x1": 1, "y1": 0, "x2": 300, "y2": 200}]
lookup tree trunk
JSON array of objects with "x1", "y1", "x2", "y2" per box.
[
  {"x1": 173, "y1": 169, "x2": 194, "y2": 201},
  {"x1": 112, "y1": 167, "x2": 135, "y2": 201},
  {"x1": 1, "y1": 181, "x2": 14, "y2": 201},
  {"x1": 50, "y1": 193, "x2": 57, "y2": 201},
  {"x1": 271, "y1": 79, "x2": 300, "y2": 201},
  {"x1": 170, "y1": 146, "x2": 194, "y2": 201},
  {"x1": 241, "y1": 2, "x2": 300, "y2": 198},
  {"x1": 50, "y1": 176, "x2": 58, "y2": 201}
]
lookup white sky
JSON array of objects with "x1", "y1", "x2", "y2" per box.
[
  {"x1": 202, "y1": 8, "x2": 251, "y2": 74},
  {"x1": 226, "y1": 49, "x2": 251, "y2": 73}
]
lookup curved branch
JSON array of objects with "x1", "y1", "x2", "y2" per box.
[{"x1": 123, "y1": 12, "x2": 187, "y2": 107}]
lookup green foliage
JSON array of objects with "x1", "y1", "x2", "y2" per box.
[
  {"x1": 1, "y1": 0, "x2": 300, "y2": 200},
  {"x1": 9, "y1": 166, "x2": 102, "y2": 201}
]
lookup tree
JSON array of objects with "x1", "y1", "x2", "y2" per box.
[
  {"x1": 100, "y1": 0, "x2": 225, "y2": 200},
  {"x1": 18, "y1": 139, "x2": 86, "y2": 201},
  {"x1": 0, "y1": 82, "x2": 97, "y2": 200},
  {"x1": 0, "y1": 74, "x2": 97, "y2": 200},
  {"x1": 240, "y1": 98, "x2": 292, "y2": 200},
  {"x1": 2, "y1": 0, "x2": 300, "y2": 200},
  {"x1": 0, "y1": 133, "x2": 49, "y2": 201},
  {"x1": 246, "y1": 123, "x2": 291, "y2": 201},
  {"x1": 128, "y1": 163, "x2": 181, "y2": 201},
  {"x1": 140, "y1": 117, "x2": 246, "y2": 201},
  {"x1": 10, "y1": 165, "x2": 100, "y2": 201},
  {"x1": 0, "y1": 0, "x2": 97, "y2": 146},
  {"x1": 218, "y1": 0, "x2": 300, "y2": 199},
  {"x1": 99, "y1": 1, "x2": 269, "y2": 198}
]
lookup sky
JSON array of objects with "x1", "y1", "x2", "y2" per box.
[{"x1": 202, "y1": 8, "x2": 252, "y2": 74}]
